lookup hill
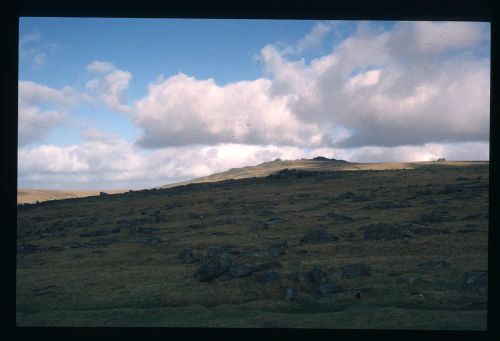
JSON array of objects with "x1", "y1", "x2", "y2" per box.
[
  {"x1": 17, "y1": 189, "x2": 129, "y2": 204},
  {"x1": 16, "y1": 161, "x2": 488, "y2": 328},
  {"x1": 160, "y1": 157, "x2": 487, "y2": 189}
]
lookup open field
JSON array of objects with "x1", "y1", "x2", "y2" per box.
[
  {"x1": 16, "y1": 161, "x2": 488, "y2": 328},
  {"x1": 17, "y1": 189, "x2": 129, "y2": 204}
]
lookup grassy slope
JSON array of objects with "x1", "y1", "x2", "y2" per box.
[
  {"x1": 17, "y1": 189, "x2": 129, "y2": 204},
  {"x1": 160, "y1": 160, "x2": 487, "y2": 189},
  {"x1": 16, "y1": 162, "x2": 488, "y2": 328}
]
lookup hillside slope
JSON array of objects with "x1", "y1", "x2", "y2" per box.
[
  {"x1": 160, "y1": 158, "x2": 487, "y2": 189},
  {"x1": 17, "y1": 189, "x2": 129, "y2": 204}
]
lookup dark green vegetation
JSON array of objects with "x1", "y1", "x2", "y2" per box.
[{"x1": 16, "y1": 163, "x2": 488, "y2": 328}]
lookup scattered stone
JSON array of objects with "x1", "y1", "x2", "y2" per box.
[
  {"x1": 255, "y1": 260, "x2": 283, "y2": 271},
  {"x1": 457, "y1": 229, "x2": 479, "y2": 233},
  {"x1": 295, "y1": 271, "x2": 315, "y2": 287},
  {"x1": 255, "y1": 271, "x2": 283, "y2": 285},
  {"x1": 363, "y1": 223, "x2": 404, "y2": 241},
  {"x1": 177, "y1": 248, "x2": 197, "y2": 264},
  {"x1": 299, "y1": 227, "x2": 338, "y2": 244},
  {"x1": 418, "y1": 209, "x2": 458, "y2": 223},
  {"x1": 420, "y1": 260, "x2": 446, "y2": 269},
  {"x1": 80, "y1": 230, "x2": 108, "y2": 238},
  {"x1": 436, "y1": 184, "x2": 463, "y2": 194},
  {"x1": 318, "y1": 283, "x2": 340, "y2": 295},
  {"x1": 396, "y1": 275, "x2": 426, "y2": 286},
  {"x1": 257, "y1": 217, "x2": 286, "y2": 229},
  {"x1": 462, "y1": 212, "x2": 488, "y2": 221},
  {"x1": 153, "y1": 211, "x2": 167, "y2": 223},
  {"x1": 337, "y1": 192, "x2": 355, "y2": 200},
  {"x1": 284, "y1": 287, "x2": 297, "y2": 300},
  {"x1": 129, "y1": 226, "x2": 160, "y2": 235},
  {"x1": 186, "y1": 224, "x2": 205, "y2": 229},
  {"x1": 324, "y1": 212, "x2": 353, "y2": 222},
  {"x1": 266, "y1": 241, "x2": 287, "y2": 256},
  {"x1": 143, "y1": 237, "x2": 162, "y2": 245},
  {"x1": 215, "y1": 218, "x2": 237, "y2": 225},
  {"x1": 410, "y1": 227, "x2": 449, "y2": 236},
  {"x1": 229, "y1": 263, "x2": 258, "y2": 277},
  {"x1": 363, "y1": 201, "x2": 409, "y2": 210},
  {"x1": 462, "y1": 271, "x2": 488, "y2": 293},
  {"x1": 194, "y1": 253, "x2": 232, "y2": 282},
  {"x1": 17, "y1": 243, "x2": 39, "y2": 255},
  {"x1": 207, "y1": 244, "x2": 236, "y2": 257},
  {"x1": 342, "y1": 263, "x2": 371, "y2": 279},
  {"x1": 41, "y1": 246, "x2": 64, "y2": 252},
  {"x1": 351, "y1": 194, "x2": 371, "y2": 203},
  {"x1": 310, "y1": 267, "x2": 330, "y2": 285}
]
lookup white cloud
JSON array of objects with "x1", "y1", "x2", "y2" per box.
[
  {"x1": 18, "y1": 130, "x2": 489, "y2": 189},
  {"x1": 19, "y1": 31, "x2": 41, "y2": 46},
  {"x1": 86, "y1": 66, "x2": 134, "y2": 113},
  {"x1": 86, "y1": 60, "x2": 116, "y2": 73},
  {"x1": 258, "y1": 21, "x2": 490, "y2": 148},
  {"x1": 282, "y1": 22, "x2": 334, "y2": 55},
  {"x1": 18, "y1": 81, "x2": 81, "y2": 146},
  {"x1": 19, "y1": 31, "x2": 54, "y2": 70},
  {"x1": 133, "y1": 73, "x2": 323, "y2": 148}
]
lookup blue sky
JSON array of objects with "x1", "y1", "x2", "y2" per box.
[{"x1": 18, "y1": 18, "x2": 490, "y2": 189}]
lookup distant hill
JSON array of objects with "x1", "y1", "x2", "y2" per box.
[
  {"x1": 159, "y1": 157, "x2": 485, "y2": 189},
  {"x1": 17, "y1": 189, "x2": 129, "y2": 204}
]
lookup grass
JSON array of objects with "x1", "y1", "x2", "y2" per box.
[{"x1": 16, "y1": 161, "x2": 488, "y2": 328}]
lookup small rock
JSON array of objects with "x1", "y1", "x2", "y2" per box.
[
  {"x1": 462, "y1": 271, "x2": 488, "y2": 293},
  {"x1": 420, "y1": 259, "x2": 446, "y2": 269},
  {"x1": 266, "y1": 241, "x2": 288, "y2": 256},
  {"x1": 284, "y1": 287, "x2": 297, "y2": 301},
  {"x1": 255, "y1": 271, "x2": 283, "y2": 285},
  {"x1": 143, "y1": 237, "x2": 162, "y2": 245},
  {"x1": 17, "y1": 243, "x2": 39, "y2": 254},
  {"x1": 177, "y1": 248, "x2": 197, "y2": 264},
  {"x1": 342, "y1": 263, "x2": 371, "y2": 279},
  {"x1": 318, "y1": 283, "x2": 339, "y2": 295},
  {"x1": 207, "y1": 244, "x2": 236, "y2": 257},
  {"x1": 363, "y1": 223, "x2": 403, "y2": 241},
  {"x1": 299, "y1": 228, "x2": 338, "y2": 244},
  {"x1": 324, "y1": 212, "x2": 353, "y2": 222},
  {"x1": 418, "y1": 209, "x2": 458, "y2": 223},
  {"x1": 229, "y1": 263, "x2": 257, "y2": 277},
  {"x1": 310, "y1": 267, "x2": 330, "y2": 285},
  {"x1": 194, "y1": 253, "x2": 232, "y2": 282},
  {"x1": 80, "y1": 230, "x2": 108, "y2": 238}
]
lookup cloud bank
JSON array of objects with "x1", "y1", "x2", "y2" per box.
[{"x1": 18, "y1": 21, "x2": 490, "y2": 189}]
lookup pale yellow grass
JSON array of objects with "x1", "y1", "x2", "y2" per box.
[{"x1": 17, "y1": 189, "x2": 129, "y2": 204}]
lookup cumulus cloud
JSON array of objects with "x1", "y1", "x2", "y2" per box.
[
  {"x1": 18, "y1": 131, "x2": 489, "y2": 189},
  {"x1": 19, "y1": 30, "x2": 54, "y2": 70},
  {"x1": 85, "y1": 62, "x2": 134, "y2": 113},
  {"x1": 18, "y1": 81, "x2": 81, "y2": 146},
  {"x1": 83, "y1": 21, "x2": 489, "y2": 153},
  {"x1": 86, "y1": 60, "x2": 116, "y2": 73},
  {"x1": 259, "y1": 21, "x2": 490, "y2": 148},
  {"x1": 282, "y1": 22, "x2": 335, "y2": 55},
  {"x1": 20, "y1": 30, "x2": 41, "y2": 46},
  {"x1": 133, "y1": 73, "x2": 324, "y2": 148}
]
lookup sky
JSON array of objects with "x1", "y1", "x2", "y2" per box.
[{"x1": 18, "y1": 18, "x2": 491, "y2": 190}]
